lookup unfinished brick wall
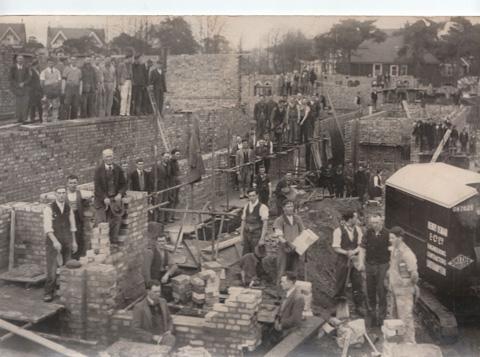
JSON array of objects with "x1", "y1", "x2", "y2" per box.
[
  {"x1": 0, "y1": 46, "x2": 15, "y2": 117},
  {"x1": 111, "y1": 287, "x2": 263, "y2": 356},
  {"x1": 0, "y1": 108, "x2": 249, "y2": 205},
  {"x1": 166, "y1": 54, "x2": 241, "y2": 111}
]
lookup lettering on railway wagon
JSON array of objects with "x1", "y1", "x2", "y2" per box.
[
  {"x1": 427, "y1": 251, "x2": 446, "y2": 266},
  {"x1": 427, "y1": 243, "x2": 446, "y2": 257},
  {"x1": 452, "y1": 204, "x2": 474, "y2": 213},
  {"x1": 427, "y1": 259, "x2": 447, "y2": 276},
  {"x1": 427, "y1": 221, "x2": 448, "y2": 237},
  {"x1": 448, "y1": 254, "x2": 474, "y2": 270}
]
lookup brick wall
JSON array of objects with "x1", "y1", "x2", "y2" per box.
[
  {"x1": 166, "y1": 54, "x2": 241, "y2": 111},
  {"x1": 0, "y1": 205, "x2": 12, "y2": 270},
  {"x1": 0, "y1": 46, "x2": 15, "y2": 117},
  {"x1": 0, "y1": 108, "x2": 249, "y2": 205},
  {"x1": 240, "y1": 73, "x2": 279, "y2": 113}
]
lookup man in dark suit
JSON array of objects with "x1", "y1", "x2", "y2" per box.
[
  {"x1": 93, "y1": 148, "x2": 127, "y2": 243},
  {"x1": 131, "y1": 280, "x2": 176, "y2": 347},
  {"x1": 129, "y1": 158, "x2": 152, "y2": 192},
  {"x1": 266, "y1": 271, "x2": 304, "y2": 347},
  {"x1": 9, "y1": 54, "x2": 31, "y2": 123},
  {"x1": 132, "y1": 54, "x2": 148, "y2": 115},
  {"x1": 149, "y1": 60, "x2": 167, "y2": 114},
  {"x1": 156, "y1": 152, "x2": 173, "y2": 223}
]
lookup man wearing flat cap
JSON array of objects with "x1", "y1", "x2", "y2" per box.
[{"x1": 93, "y1": 148, "x2": 127, "y2": 243}]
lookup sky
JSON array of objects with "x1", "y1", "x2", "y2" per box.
[{"x1": 2, "y1": 15, "x2": 480, "y2": 50}]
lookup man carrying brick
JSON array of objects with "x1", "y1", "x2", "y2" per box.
[
  {"x1": 240, "y1": 187, "x2": 269, "y2": 256},
  {"x1": 43, "y1": 187, "x2": 78, "y2": 302},
  {"x1": 93, "y1": 148, "x2": 127, "y2": 243},
  {"x1": 273, "y1": 200, "x2": 306, "y2": 286},
  {"x1": 131, "y1": 280, "x2": 176, "y2": 348}
]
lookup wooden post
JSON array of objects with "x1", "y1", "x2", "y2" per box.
[
  {"x1": 226, "y1": 127, "x2": 231, "y2": 210},
  {"x1": 215, "y1": 215, "x2": 225, "y2": 261},
  {"x1": 8, "y1": 210, "x2": 15, "y2": 271},
  {"x1": 0, "y1": 318, "x2": 87, "y2": 357}
]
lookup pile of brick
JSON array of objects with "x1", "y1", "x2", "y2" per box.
[
  {"x1": 191, "y1": 275, "x2": 207, "y2": 305},
  {"x1": 203, "y1": 287, "x2": 263, "y2": 355},
  {"x1": 172, "y1": 274, "x2": 192, "y2": 304},
  {"x1": 202, "y1": 261, "x2": 227, "y2": 293},
  {"x1": 199, "y1": 270, "x2": 220, "y2": 308},
  {"x1": 81, "y1": 223, "x2": 111, "y2": 265}
]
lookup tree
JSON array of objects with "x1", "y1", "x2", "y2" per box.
[
  {"x1": 62, "y1": 36, "x2": 102, "y2": 55},
  {"x1": 314, "y1": 19, "x2": 386, "y2": 74},
  {"x1": 202, "y1": 34, "x2": 231, "y2": 54},
  {"x1": 148, "y1": 17, "x2": 199, "y2": 55},
  {"x1": 396, "y1": 19, "x2": 441, "y2": 77},
  {"x1": 110, "y1": 33, "x2": 151, "y2": 55},
  {"x1": 268, "y1": 30, "x2": 314, "y2": 72}
]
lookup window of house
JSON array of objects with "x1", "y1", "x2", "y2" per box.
[
  {"x1": 400, "y1": 65, "x2": 408, "y2": 76},
  {"x1": 373, "y1": 63, "x2": 383, "y2": 76},
  {"x1": 390, "y1": 65, "x2": 399, "y2": 77}
]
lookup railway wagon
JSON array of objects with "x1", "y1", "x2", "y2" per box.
[{"x1": 385, "y1": 163, "x2": 480, "y2": 295}]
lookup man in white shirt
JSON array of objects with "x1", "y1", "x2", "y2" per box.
[
  {"x1": 40, "y1": 57, "x2": 62, "y2": 121},
  {"x1": 240, "y1": 188, "x2": 269, "y2": 256},
  {"x1": 43, "y1": 187, "x2": 77, "y2": 302},
  {"x1": 332, "y1": 210, "x2": 365, "y2": 316},
  {"x1": 66, "y1": 175, "x2": 90, "y2": 259}
]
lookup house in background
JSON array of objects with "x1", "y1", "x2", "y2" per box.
[
  {"x1": 0, "y1": 23, "x2": 26, "y2": 47},
  {"x1": 46, "y1": 27, "x2": 106, "y2": 49},
  {"x1": 343, "y1": 29, "x2": 441, "y2": 85}
]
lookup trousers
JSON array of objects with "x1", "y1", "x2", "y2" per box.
[
  {"x1": 391, "y1": 289, "x2": 416, "y2": 343},
  {"x1": 45, "y1": 237, "x2": 71, "y2": 296},
  {"x1": 242, "y1": 227, "x2": 262, "y2": 256},
  {"x1": 366, "y1": 262, "x2": 388, "y2": 320},
  {"x1": 95, "y1": 206, "x2": 121, "y2": 243},
  {"x1": 120, "y1": 80, "x2": 132, "y2": 116},
  {"x1": 334, "y1": 256, "x2": 364, "y2": 309}
]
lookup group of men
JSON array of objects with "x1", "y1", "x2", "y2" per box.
[
  {"x1": 273, "y1": 66, "x2": 318, "y2": 96},
  {"x1": 9, "y1": 52, "x2": 167, "y2": 123},
  {"x1": 42, "y1": 148, "x2": 181, "y2": 302},
  {"x1": 333, "y1": 211, "x2": 418, "y2": 343}
]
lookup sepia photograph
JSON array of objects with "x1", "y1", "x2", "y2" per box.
[{"x1": 0, "y1": 8, "x2": 480, "y2": 357}]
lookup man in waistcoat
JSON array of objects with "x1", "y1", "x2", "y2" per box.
[
  {"x1": 273, "y1": 200, "x2": 305, "y2": 285},
  {"x1": 93, "y1": 148, "x2": 127, "y2": 243},
  {"x1": 66, "y1": 175, "x2": 88, "y2": 259},
  {"x1": 240, "y1": 188, "x2": 269, "y2": 256},
  {"x1": 43, "y1": 187, "x2": 78, "y2": 302},
  {"x1": 359, "y1": 214, "x2": 390, "y2": 326},
  {"x1": 332, "y1": 210, "x2": 365, "y2": 316}
]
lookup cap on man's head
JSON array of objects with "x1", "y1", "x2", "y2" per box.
[{"x1": 389, "y1": 226, "x2": 405, "y2": 237}]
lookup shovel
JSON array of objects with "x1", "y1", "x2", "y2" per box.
[{"x1": 336, "y1": 257, "x2": 351, "y2": 320}]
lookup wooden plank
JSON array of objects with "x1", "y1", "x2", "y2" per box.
[
  {"x1": 36, "y1": 332, "x2": 98, "y2": 346},
  {"x1": 0, "y1": 285, "x2": 63, "y2": 323},
  {"x1": 0, "y1": 322, "x2": 32, "y2": 342},
  {"x1": 0, "y1": 318, "x2": 86, "y2": 357},
  {"x1": 8, "y1": 210, "x2": 15, "y2": 271},
  {"x1": 201, "y1": 236, "x2": 242, "y2": 253},
  {"x1": 264, "y1": 316, "x2": 324, "y2": 357}
]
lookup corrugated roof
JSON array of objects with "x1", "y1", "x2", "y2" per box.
[
  {"x1": 0, "y1": 23, "x2": 26, "y2": 44},
  {"x1": 386, "y1": 163, "x2": 480, "y2": 209},
  {"x1": 351, "y1": 29, "x2": 439, "y2": 65}
]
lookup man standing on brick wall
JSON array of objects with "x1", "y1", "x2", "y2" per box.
[
  {"x1": 28, "y1": 59, "x2": 43, "y2": 123},
  {"x1": 62, "y1": 56, "x2": 82, "y2": 120},
  {"x1": 117, "y1": 55, "x2": 133, "y2": 116},
  {"x1": 236, "y1": 139, "x2": 255, "y2": 199},
  {"x1": 9, "y1": 54, "x2": 31, "y2": 123},
  {"x1": 80, "y1": 56, "x2": 97, "y2": 118},
  {"x1": 40, "y1": 57, "x2": 62, "y2": 122},
  {"x1": 359, "y1": 214, "x2": 390, "y2": 327},
  {"x1": 149, "y1": 60, "x2": 167, "y2": 115},
  {"x1": 132, "y1": 54, "x2": 148, "y2": 115},
  {"x1": 254, "y1": 95, "x2": 268, "y2": 139},
  {"x1": 43, "y1": 187, "x2": 78, "y2": 302},
  {"x1": 273, "y1": 200, "x2": 305, "y2": 285},
  {"x1": 131, "y1": 280, "x2": 176, "y2": 347},
  {"x1": 240, "y1": 188, "x2": 269, "y2": 256},
  {"x1": 332, "y1": 210, "x2": 365, "y2": 317},
  {"x1": 93, "y1": 56, "x2": 105, "y2": 117},
  {"x1": 103, "y1": 57, "x2": 116, "y2": 117},
  {"x1": 94, "y1": 149, "x2": 127, "y2": 243},
  {"x1": 66, "y1": 175, "x2": 88, "y2": 259}
]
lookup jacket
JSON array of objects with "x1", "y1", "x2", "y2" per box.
[
  {"x1": 277, "y1": 288, "x2": 305, "y2": 330},
  {"x1": 131, "y1": 297, "x2": 172, "y2": 343},
  {"x1": 129, "y1": 169, "x2": 153, "y2": 193},
  {"x1": 235, "y1": 148, "x2": 255, "y2": 173},
  {"x1": 93, "y1": 163, "x2": 127, "y2": 209},
  {"x1": 149, "y1": 68, "x2": 167, "y2": 93},
  {"x1": 9, "y1": 64, "x2": 31, "y2": 96}
]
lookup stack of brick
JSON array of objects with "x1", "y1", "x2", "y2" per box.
[
  {"x1": 198, "y1": 269, "x2": 220, "y2": 308},
  {"x1": 172, "y1": 274, "x2": 192, "y2": 304},
  {"x1": 81, "y1": 223, "x2": 111, "y2": 265},
  {"x1": 202, "y1": 261, "x2": 227, "y2": 293},
  {"x1": 191, "y1": 275, "x2": 206, "y2": 306},
  {"x1": 12, "y1": 202, "x2": 47, "y2": 268},
  {"x1": 0, "y1": 205, "x2": 12, "y2": 270},
  {"x1": 204, "y1": 287, "x2": 263, "y2": 355},
  {"x1": 85, "y1": 263, "x2": 117, "y2": 344},
  {"x1": 58, "y1": 266, "x2": 87, "y2": 338}
]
